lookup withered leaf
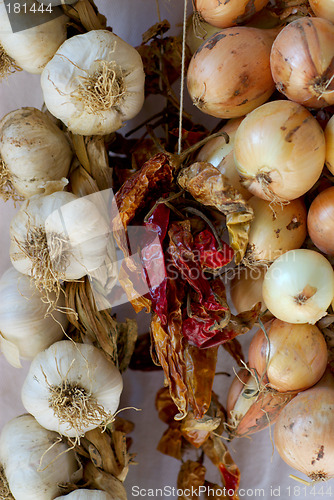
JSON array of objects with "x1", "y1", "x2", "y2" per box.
[
  {"x1": 178, "y1": 162, "x2": 254, "y2": 263},
  {"x1": 142, "y1": 19, "x2": 171, "y2": 44},
  {"x1": 116, "y1": 318, "x2": 138, "y2": 373},
  {"x1": 157, "y1": 426, "x2": 183, "y2": 460},
  {"x1": 177, "y1": 460, "x2": 206, "y2": 500},
  {"x1": 84, "y1": 462, "x2": 127, "y2": 500}
]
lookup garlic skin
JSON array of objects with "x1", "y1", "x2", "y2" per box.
[
  {"x1": 55, "y1": 491, "x2": 114, "y2": 499},
  {"x1": 10, "y1": 190, "x2": 109, "y2": 282},
  {"x1": 41, "y1": 30, "x2": 145, "y2": 135},
  {"x1": 0, "y1": 108, "x2": 72, "y2": 199},
  {"x1": 0, "y1": 0, "x2": 68, "y2": 74},
  {"x1": 0, "y1": 266, "x2": 67, "y2": 368},
  {"x1": 0, "y1": 414, "x2": 78, "y2": 500},
  {"x1": 21, "y1": 340, "x2": 123, "y2": 437}
]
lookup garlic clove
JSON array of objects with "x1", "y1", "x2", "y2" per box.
[{"x1": 21, "y1": 340, "x2": 123, "y2": 438}]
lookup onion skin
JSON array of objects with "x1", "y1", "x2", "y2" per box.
[
  {"x1": 196, "y1": 117, "x2": 251, "y2": 199},
  {"x1": 226, "y1": 368, "x2": 295, "y2": 438},
  {"x1": 270, "y1": 17, "x2": 334, "y2": 108},
  {"x1": 262, "y1": 249, "x2": 334, "y2": 325},
  {"x1": 230, "y1": 267, "x2": 266, "y2": 313},
  {"x1": 325, "y1": 115, "x2": 334, "y2": 175},
  {"x1": 248, "y1": 320, "x2": 328, "y2": 392},
  {"x1": 309, "y1": 0, "x2": 334, "y2": 24},
  {"x1": 247, "y1": 197, "x2": 307, "y2": 262},
  {"x1": 194, "y1": 0, "x2": 270, "y2": 29},
  {"x1": 186, "y1": 14, "x2": 221, "y2": 54},
  {"x1": 187, "y1": 27, "x2": 276, "y2": 119},
  {"x1": 234, "y1": 100, "x2": 326, "y2": 201},
  {"x1": 274, "y1": 377, "x2": 334, "y2": 481},
  {"x1": 307, "y1": 187, "x2": 334, "y2": 256}
]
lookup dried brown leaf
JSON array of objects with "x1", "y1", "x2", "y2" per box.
[
  {"x1": 177, "y1": 460, "x2": 206, "y2": 500},
  {"x1": 157, "y1": 426, "x2": 183, "y2": 460}
]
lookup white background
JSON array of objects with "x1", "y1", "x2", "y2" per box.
[{"x1": 0, "y1": 1, "x2": 331, "y2": 499}]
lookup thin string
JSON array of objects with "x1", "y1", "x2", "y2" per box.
[
  {"x1": 178, "y1": 0, "x2": 188, "y2": 155},
  {"x1": 155, "y1": 0, "x2": 161, "y2": 22}
]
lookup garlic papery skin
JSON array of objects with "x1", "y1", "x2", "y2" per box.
[
  {"x1": 0, "y1": 414, "x2": 78, "y2": 500},
  {"x1": 0, "y1": 266, "x2": 68, "y2": 368},
  {"x1": 0, "y1": 0, "x2": 68, "y2": 74},
  {"x1": 55, "y1": 491, "x2": 114, "y2": 499},
  {"x1": 41, "y1": 30, "x2": 145, "y2": 135},
  {"x1": 9, "y1": 190, "x2": 110, "y2": 293},
  {"x1": 21, "y1": 341, "x2": 123, "y2": 438},
  {"x1": 0, "y1": 107, "x2": 72, "y2": 200}
]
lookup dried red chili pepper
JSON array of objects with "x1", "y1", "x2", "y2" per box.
[
  {"x1": 168, "y1": 221, "x2": 229, "y2": 313},
  {"x1": 113, "y1": 152, "x2": 176, "y2": 254},
  {"x1": 184, "y1": 343, "x2": 218, "y2": 419},
  {"x1": 150, "y1": 276, "x2": 188, "y2": 419},
  {"x1": 193, "y1": 229, "x2": 234, "y2": 270}
]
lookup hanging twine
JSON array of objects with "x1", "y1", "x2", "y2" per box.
[{"x1": 178, "y1": 0, "x2": 188, "y2": 155}]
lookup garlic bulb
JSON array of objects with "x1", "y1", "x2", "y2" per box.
[
  {"x1": 21, "y1": 340, "x2": 123, "y2": 437},
  {"x1": 0, "y1": 266, "x2": 68, "y2": 368},
  {"x1": 0, "y1": 107, "x2": 72, "y2": 199},
  {"x1": 9, "y1": 190, "x2": 109, "y2": 293},
  {"x1": 55, "y1": 491, "x2": 114, "y2": 499},
  {"x1": 41, "y1": 30, "x2": 145, "y2": 135},
  {"x1": 0, "y1": 414, "x2": 78, "y2": 500},
  {"x1": 0, "y1": 0, "x2": 68, "y2": 74}
]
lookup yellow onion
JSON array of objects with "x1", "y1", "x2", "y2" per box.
[
  {"x1": 226, "y1": 368, "x2": 295, "y2": 437},
  {"x1": 262, "y1": 249, "x2": 334, "y2": 324},
  {"x1": 307, "y1": 187, "x2": 334, "y2": 256},
  {"x1": 309, "y1": 0, "x2": 334, "y2": 24},
  {"x1": 196, "y1": 117, "x2": 250, "y2": 199},
  {"x1": 274, "y1": 374, "x2": 334, "y2": 481},
  {"x1": 194, "y1": 0, "x2": 270, "y2": 29},
  {"x1": 186, "y1": 14, "x2": 221, "y2": 54},
  {"x1": 234, "y1": 100, "x2": 326, "y2": 201},
  {"x1": 325, "y1": 115, "x2": 334, "y2": 174},
  {"x1": 270, "y1": 17, "x2": 334, "y2": 108},
  {"x1": 230, "y1": 267, "x2": 266, "y2": 313},
  {"x1": 187, "y1": 27, "x2": 276, "y2": 119},
  {"x1": 248, "y1": 319, "x2": 328, "y2": 392},
  {"x1": 246, "y1": 196, "x2": 307, "y2": 262}
]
